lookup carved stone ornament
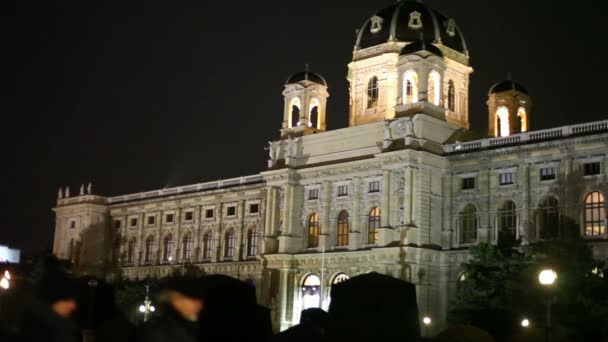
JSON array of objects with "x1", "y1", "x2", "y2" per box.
[{"x1": 370, "y1": 16, "x2": 384, "y2": 33}]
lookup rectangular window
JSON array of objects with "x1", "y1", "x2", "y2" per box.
[
  {"x1": 584, "y1": 162, "x2": 601, "y2": 176},
  {"x1": 227, "y1": 206, "x2": 236, "y2": 216},
  {"x1": 205, "y1": 209, "x2": 214, "y2": 219},
  {"x1": 337, "y1": 185, "x2": 349, "y2": 197},
  {"x1": 69, "y1": 221, "x2": 76, "y2": 229},
  {"x1": 308, "y1": 189, "x2": 319, "y2": 200},
  {"x1": 166, "y1": 214, "x2": 174, "y2": 224},
  {"x1": 130, "y1": 218, "x2": 138, "y2": 227},
  {"x1": 114, "y1": 220, "x2": 121, "y2": 229},
  {"x1": 147, "y1": 216, "x2": 155, "y2": 225},
  {"x1": 249, "y1": 203, "x2": 259, "y2": 214},
  {"x1": 462, "y1": 177, "x2": 475, "y2": 190},
  {"x1": 540, "y1": 167, "x2": 556, "y2": 181},
  {"x1": 499, "y1": 172, "x2": 514, "y2": 185},
  {"x1": 368, "y1": 181, "x2": 380, "y2": 193},
  {"x1": 185, "y1": 211, "x2": 193, "y2": 221}
]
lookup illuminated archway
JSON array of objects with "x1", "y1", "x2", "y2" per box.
[
  {"x1": 301, "y1": 274, "x2": 321, "y2": 309},
  {"x1": 496, "y1": 107, "x2": 510, "y2": 137},
  {"x1": 289, "y1": 97, "x2": 301, "y2": 128},
  {"x1": 517, "y1": 107, "x2": 528, "y2": 133},
  {"x1": 403, "y1": 70, "x2": 418, "y2": 104}
]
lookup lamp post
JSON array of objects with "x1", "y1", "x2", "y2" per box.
[
  {"x1": 538, "y1": 269, "x2": 557, "y2": 342},
  {"x1": 138, "y1": 284, "x2": 155, "y2": 323},
  {"x1": 422, "y1": 316, "x2": 431, "y2": 337}
]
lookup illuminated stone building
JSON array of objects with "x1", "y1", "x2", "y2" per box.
[{"x1": 52, "y1": 0, "x2": 608, "y2": 336}]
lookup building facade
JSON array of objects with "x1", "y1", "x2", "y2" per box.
[{"x1": 52, "y1": 0, "x2": 608, "y2": 335}]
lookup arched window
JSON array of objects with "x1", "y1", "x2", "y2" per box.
[
  {"x1": 202, "y1": 230, "x2": 214, "y2": 260},
  {"x1": 497, "y1": 201, "x2": 517, "y2": 243},
  {"x1": 162, "y1": 234, "x2": 173, "y2": 262},
  {"x1": 112, "y1": 238, "x2": 121, "y2": 265},
  {"x1": 68, "y1": 238, "x2": 75, "y2": 262},
  {"x1": 182, "y1": 232, "x2": 193, "y2": 261},
  {"x1": 428, "y1": 70, "x2": 441, "y2": 106},
  {"x1": 368, "y1": 207, "x2": 381, "y2": 244},
  {"x1": 337, "y1": 211, "x2": 350, "y2": 247},
  {"x1": 332, "y1": 273, "x2": 349, "y2": 285},
  {"x1": 539, "y1": 196, "x2": 559, "y2": 239},
  {"x1": 247, "y1": 225, "x2": 260, "y2": 257},
  {"x1": 127, "y1": 237, "x2": 137, "y2": 264},
  {"x1": 301, "y1": 274, "x2": 321, "y2": 309},
  {"x1": 289, "y1": 97, "x2": 301, "y2": 128},
  {"x1": 496, "y1": 106, "x2": 510, "y2": 137},
  {"x1": 367, "y1": 77, "x2": 379, "y2": 109},
  {"x1": 584, "y1": 192, "x2": 606, "y2": 237},
  {"x1": 224, "y1": 228, "x2": 236, "y2": 258},
  {"x1": 144, "y1": 235, "x2": 154, "y2": 263},
  {"x1": 403, "y1": 70, "x2": 418, "y2": 104},
  {"x1": 517, "y1": 107, "x2": 528, "y2": 133},
  {"x1": 309, "y1": 98, "x2": 320, "y2": 129},
  {"x1": 447, "y1": 80, "x2": 455, "y2": 111},
  {"x1": 307, "y1": 213, "x2": 320, "y2": 248},
  {"x1": 460, "y1": 204, "x2": 477, "y2": 244}
]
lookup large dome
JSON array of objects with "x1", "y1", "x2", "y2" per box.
[
  {"x1": 286, "y1": 70, "x2": 327, "y2": 87},
  {"x1": 355, "y1": 0, "x2": 468, "y2": 55}
]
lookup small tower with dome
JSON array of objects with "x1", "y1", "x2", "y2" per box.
[
  {"x1": 487, "y1": 80, "x2": 532, "y2": 137},
  {"x1": 281, "y1": 68, "x2": 329, "y2": 138}
]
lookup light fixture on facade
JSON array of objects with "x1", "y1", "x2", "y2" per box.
[
  {"x1": 521, "y1": 318, "x2": 530, "y2": 328},
  {"x1": 538, "y1": 269, "x2": 557, "y2": 286}
]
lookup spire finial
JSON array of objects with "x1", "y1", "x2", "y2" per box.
[{"x1": 305, "y1": 63, "x2": 310, "y2": 72}]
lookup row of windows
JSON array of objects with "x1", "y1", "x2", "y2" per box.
[
  {"x1": 307, "y1": 181, "x2": 381, "y2": 200},
  {"x1": 366, "y1": 74, "x2": 456, "y2": 111},
  {"x1": 306, "y1": 207, "x2": 381, "y2": 248},
  {"x1": 457, "y1": 191, "x2": 606, "y2": 244},
  {"x1": 120, "y1": 226, "x2": 261, "y2": 265},
  {"x1": 459, "y1": 162, "x2": 602, "y2": 190},
  {"x1": 115, "y1": 204, "x2": 260, "y2": 229}
]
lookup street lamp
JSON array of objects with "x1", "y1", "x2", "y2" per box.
[
  {"x1": 521, "y1": 318, "x2": 530, "y2": 328},
  {"x1": 538, "y1": 269, "x2": 557, "y2": 342},
  {"x1": 422, "y1": 316, "x2": 431, "y2": 337},
  {"x1": 138, "y1": 284, "x2": 155, "y2": 322}
]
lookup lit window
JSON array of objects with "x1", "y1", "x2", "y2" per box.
[
  {"x1": 290, "y1": 97, "x2": 301, "y2": 128},
  {"x1": 332, "y1": 273, "x2": 349, "y2": 285},
  {"x1": 517, "y1": 107, "x2": 528, "y2": 132},
  {"x1": 369, "y1": 181, "x2": 380, "y2": 193},
  {"x1": 368, "y1": 207, "x2": 381, "y2": 244},
  {"x1": 584, "y1": 192, "x2": 605, "y2": 237},
  {"x1": 499, "y1": 172, "x2": 514, "y2": 185},
  {"x1": 147, "y1": 216, "x2": 155, "y2": 225},
  {"x1": 162, "y1": 234, "x2": 173, "y2": 262},
  {"x1": 166, "y1": 214, "x2": 174, "y2": 224},
  {"x1": 403, "y1": 70, "x2": 418, "y2": 104},
  {"x1": 185, "y1": 211, "x2": 193, "y2": 221},
  {"x1": 202, "y1": 231, "x2": 214, "y2": 260},
  {"x1": 227, "y1": 206, "x2": 236, "y2": 217},
  {"x1": 460, "y1": 204, "x2": 477, "y2": 244},
  {"x1": 447, "y1": 80, "x2": 455, "y2": 112},
  {"x1": 540, "y1": 167, "x2": 556, "y2": 181},
  {"x1": 497, "y1": 201, "x2": 517, "y2": 243},
  {"x1": 247, "y1": 226, "x2": 260, "y2": 257},
  {"x1": 301, "y1": 274, "x2": 321, "y2": 309},
  {"x1": 370, "y1": 15, "x2": 384, "y2": 33},
  {"x1": 367, "y1": 77, "x2": 379, "y2": 109},
  {"x1": 144, "y1": 236, "x2": 154, "y2": 263},
  {"x1": 249, "y1": 203, "x2": 259, "y2": 214},
  {"x1": 307, "y1": 213, "x2": 320, "y2": 248},
  {"x1": 496, "y1": 107, "x2": 510, "y2": 137},
  {"x1": 584, "y1": 162, "x2": 601, "y2": 176},
  {"x1": 337, "y1": 185, "x2": 349, "y2": 197},
  {"x1": 539, "y1": 197, "x2": 559, "y2": 239},
  {"x1": 408, "y1": 11, "x2": 423, "y2": 29},
  {"x1": 182, "y1": 232, "x2": 193, "y2": 261},
  {"x1": 205, "y1": 209, "x2": 214, "y2": 219},
  {"x1": 337, "y1": 211, "x2": 349, "y2": 247},
  {"x1": 462, "y1": 177, "x2": 475, "y2": 190},
  {"x1": 309, "y1": 188, "x2": 319, "y2": 200},
  {"x1": 224, "y1": 229, "x2": 236, "y2": 258}
]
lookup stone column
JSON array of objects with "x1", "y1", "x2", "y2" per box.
[
  {"x1": 349, "y1": 177, "x2": 362, "y2": 250},
  {"x1": 404, "y1": 166, "x2": 414, "y2": 226},
  {"x1": 441, "y1": 173, "x2": 453, "y2": 249},
  {"x1": 320, "y1": 181, "x2": 332, "y2": 250},
  {"x1": 264, "y1": 187, "x2": 273, "y2": 237},
  {"x1": 479, "y1": 168, "x2": 492, "y2": 243},
  {"x1": 235, "y1": 200, "x2": 245, "y2": 261},
  {"x1": 417, "y1": 65, "x2": 430, "y2": 102},
  {"x1": 212, "y1": 204, "x2": 222, "y2": 263},
  {"x1": 381, "y1": 170, "x2": 391, "y2": 226},
  {"x1": 520, "y1": 164, "x2": 531, "y2": 244}
]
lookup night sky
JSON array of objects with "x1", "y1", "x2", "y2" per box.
[{"x1": 3, "y1": 0, "x2": 607, "y2": 254}]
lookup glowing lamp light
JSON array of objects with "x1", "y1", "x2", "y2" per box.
[
  {"x1": 138, "y1": 305, "x2": 146, "y2": 313},
  {"x1": 4, "y1": 270, "x2": 10, "y2": 280},
  {"x1": 149, "y1": 305, "x2": 155, "y2": 313},
  {"x1": 422, "y1": 317, "x2": 432, "y2": 325},
  {"x1": 0, "y1": 277, "x2": 9, "y2": 290},
  {"x1": 538, "y1": 269, "x2": 557, "y2": 286},
  {"x1": 521, "y1": 318, "x2": 530, "y2": 328}
]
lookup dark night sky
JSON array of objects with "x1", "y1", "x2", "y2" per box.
[{"x1": 3, "y1": 0, "x2": 607, "y2": 253}]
